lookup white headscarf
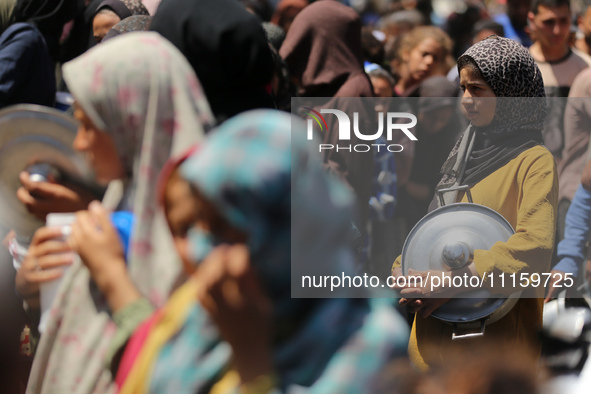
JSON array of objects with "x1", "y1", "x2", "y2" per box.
[{"x1": 27, "y1": 32, "x2": 215, "y2": 393}]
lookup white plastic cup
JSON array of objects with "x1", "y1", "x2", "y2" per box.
[{"x1": 39, "y1": 213, "x2": 76, "y2": 333}]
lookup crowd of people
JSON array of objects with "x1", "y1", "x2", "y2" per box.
[{"x1": 1, "y1": 0, "x2": 591, "y2": 393}]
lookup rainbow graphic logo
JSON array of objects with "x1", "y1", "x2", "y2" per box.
[{"x1": 302, "y1": 107, "x2": 328, "y2": 138}]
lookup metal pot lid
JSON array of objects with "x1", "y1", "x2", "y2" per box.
[
  {"x1": 0, "y1": 104, "x2": 95, "y2": 237},
  {"x1": 401, "y1": 202, "x2": 515, "y2": 323}
]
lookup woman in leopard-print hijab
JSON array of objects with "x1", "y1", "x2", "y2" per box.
[
  {"x1": 434, "y1": 35, "x2": 548, "y2": 205},
  {"x1": 392, "y1": 35, "x2": 558, "y2": 371}
]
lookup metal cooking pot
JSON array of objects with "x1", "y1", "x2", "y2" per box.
[
  {"x1": 0, "y1": 105, "x2": 100, "y2": 238},
  {"x1": 401, "y1": 185, "x2": 520, "y2": 339}
]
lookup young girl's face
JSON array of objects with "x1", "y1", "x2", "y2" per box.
[
  {"x1": 164, "y1": 171, "x2": 199, "y2": 273},
  {"x1": 459, "y1": 67, "x2": 497, "y2": 127},
  {"x1": 164, "y1": 170, "x2": 246, "y2": 274},
  {"x1": 92, "y1": 11, "x2": 121, "y2": 43},
  {"x1": 404, "y1": 37, "x2": 444, "y2": 84},
  {"x1": 73, "y1": 102, "x2": 125, "y2": 183}
]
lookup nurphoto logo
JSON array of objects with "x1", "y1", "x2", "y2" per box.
[{"x1": 302, "y1": 107, "x2": 418, "y2": 153}]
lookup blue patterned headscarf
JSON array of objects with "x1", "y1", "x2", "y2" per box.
[
  {"x1": 180, "y1": 109, "x2": 357, "y2": 313},
  {"x1": 148, "y1": 110, "x2": 409, "y2": 392}
]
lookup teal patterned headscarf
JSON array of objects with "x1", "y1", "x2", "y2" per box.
[
  {"x1": 180, "y1": 109, "x2": 357, "y2": 311},
  {"x1": 148, "y1": 110, "x2": 409, "y2": 393}
]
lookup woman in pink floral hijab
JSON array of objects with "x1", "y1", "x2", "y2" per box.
[{"x1": 26, "y1": 32, "x2": 215, "y2": 393}]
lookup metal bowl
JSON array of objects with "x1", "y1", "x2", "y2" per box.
[
  {"x1": 401, "y1": 196, "x2": 520, "y2": 337},
  {"x1": 0, "y1": 105, "x2": 96, "y2": 237}
]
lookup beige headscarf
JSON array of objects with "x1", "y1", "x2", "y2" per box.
[{"x1": 26, "y1": 32, "x2": 214, "y2": 393}]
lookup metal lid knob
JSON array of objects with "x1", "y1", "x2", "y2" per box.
[
  {"x1": 26, "y1": 163, "x2": 61, "y2": 183},
  {"x1": 442, "y1": 241, "x2": 474, "y2": 269}
]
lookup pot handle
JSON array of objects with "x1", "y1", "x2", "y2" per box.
[
  {"x1": 437, "y1": 185, "x2": 473, "y2": 206},
  {"x1": 451, "y1": 319, "x2": 486, "y2": 340}
]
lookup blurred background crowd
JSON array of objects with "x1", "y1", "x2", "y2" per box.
[{"x1": 1, "y1": 0, "x2": 591, "y2": 393}]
